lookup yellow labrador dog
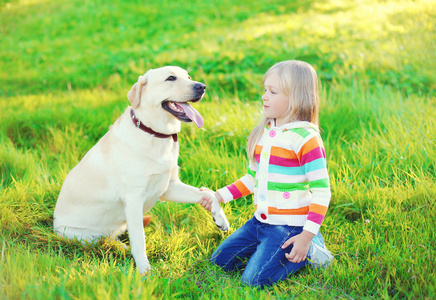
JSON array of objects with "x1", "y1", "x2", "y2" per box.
[{"x1": 53, "y1": 66, "x2": 229, "y2": 274}]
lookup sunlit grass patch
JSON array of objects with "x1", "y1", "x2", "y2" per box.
[{"x1": 1, "y1": 81, "x2": 434, "y2": 298}]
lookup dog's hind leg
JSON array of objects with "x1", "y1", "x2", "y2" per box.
[{"x1": 54, "y1": 226, "x2": 104, "y2": 244}]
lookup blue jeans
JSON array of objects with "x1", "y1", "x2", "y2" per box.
[{"x1": 210, "y1": 217, "x2": 308, "y2": 288}]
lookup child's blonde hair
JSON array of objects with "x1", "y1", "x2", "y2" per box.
[{"x1": 247, "y1": 60, "x2": 320, "y2": 163}]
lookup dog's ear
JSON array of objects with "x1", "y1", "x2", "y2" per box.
[{"x1": 127, "y1": 74, "x2": 148, "y2": 108}]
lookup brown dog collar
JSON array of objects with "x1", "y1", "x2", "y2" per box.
[{"x1": 130, "y1": 109, "x2": 178, "y2": 142}]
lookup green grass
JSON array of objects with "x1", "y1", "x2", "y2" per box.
[{"x1": 1, "y1": 0, "x2": 435, "y2": 298}]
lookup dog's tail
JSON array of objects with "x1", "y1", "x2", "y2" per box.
[{"x1": 143, "y1": 215, "x2": 152, "y2": 227}]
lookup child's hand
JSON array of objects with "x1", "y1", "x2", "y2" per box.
[
  {"x1": 199, "y1": 187, "x2": 214, "y2": 211},
  {"x1": 281, "y1": 230, "x2": 315, "y2": 263},
  {"x1": 199, "y1": 195, "x2": 213, "y2": 211},
  {"x1": 198, "y1": 188, "x2": 224, "y2": 211}
]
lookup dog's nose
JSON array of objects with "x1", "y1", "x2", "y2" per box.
[{"x1": 193, "y1": 83, "x2": 206, "y2": 92}]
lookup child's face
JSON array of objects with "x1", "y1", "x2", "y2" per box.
[{"x1": 262, "y1": 73, "x2": 290, "y2": 127}]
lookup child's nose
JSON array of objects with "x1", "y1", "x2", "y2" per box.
[{"x1": 262, "y1": 94, "x2": 267, "y2": 101}]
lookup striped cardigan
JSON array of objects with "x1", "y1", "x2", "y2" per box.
[{"x1": 217, "y1": 120, "x2": 331, "y2": 234}]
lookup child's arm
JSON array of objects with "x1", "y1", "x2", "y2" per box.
[
  {"x1": 298, "y1": 134, "x2": 331, "y2": 235},
  {"x1": 282, "y1": 132, "x2": 331, "y2": 263}
]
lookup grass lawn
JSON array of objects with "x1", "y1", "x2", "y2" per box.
[{"x1": 0, "y1": 0, "x2": 435, "y2": 298}]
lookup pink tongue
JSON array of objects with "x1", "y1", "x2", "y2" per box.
[{"x1": 176, "y1": 102, "x2": 204, "y2": 128}]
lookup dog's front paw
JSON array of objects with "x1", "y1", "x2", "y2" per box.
[
  {"x1": 210, "y1": 198, "x2": 230, "y2": 232},
  {"x1": 137, "y1": 260, "x2": 152, "y2": 275}
]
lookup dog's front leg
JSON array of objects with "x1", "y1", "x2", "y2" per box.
[
  {"x1": 123, "y1": 199, "x2": 151, "y2": 274},
  {"x1": 161, "y1": 179, "x2": 230, "y2": 231}
]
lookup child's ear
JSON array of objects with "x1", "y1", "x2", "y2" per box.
[{"x1": 127, "y1": 74, "x2": 148, "y2": 108}]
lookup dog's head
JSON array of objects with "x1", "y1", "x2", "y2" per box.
[{"x1": 127, "y1": 66, "x2": 206, "y2": 134}]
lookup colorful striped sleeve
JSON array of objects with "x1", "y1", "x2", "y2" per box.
[
  {"x1": 217, "y1": 161, "x2": 257, "y2": 203},
  {"x1": 297, "y1": 133, "x2": 331, "y2": 234}
]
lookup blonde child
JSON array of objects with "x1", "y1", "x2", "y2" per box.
[{"x1": 200, "y1": 60, "x2": 332, "y2": 288}]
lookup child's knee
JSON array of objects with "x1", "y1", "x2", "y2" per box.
[
  {"x1": 210, "y1": 250, "x2": 242, "y2": 272},
  {"x1": 241, "y1": 274, "x2": 258, "y2": 288},
  {"x1": 210, "y1": 250, "x2": 230, "y2": 270},
  {"x1": 241, "y1": 272, "x2": 273, "y2": 289},
  {"x1": 241, "y1": 266, "x2": 289, "y2": 289},
  {"x1": 210, "y1": 249, "x2": 223, "y2": 265}
]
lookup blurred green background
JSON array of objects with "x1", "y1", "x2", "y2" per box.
[{"x1": 1, "y1": 0, "x2": 434, "y2": 98}]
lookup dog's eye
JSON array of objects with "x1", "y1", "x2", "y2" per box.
[{"x1": 166, "y1": 76, "x2": 177, "y2": 81}]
